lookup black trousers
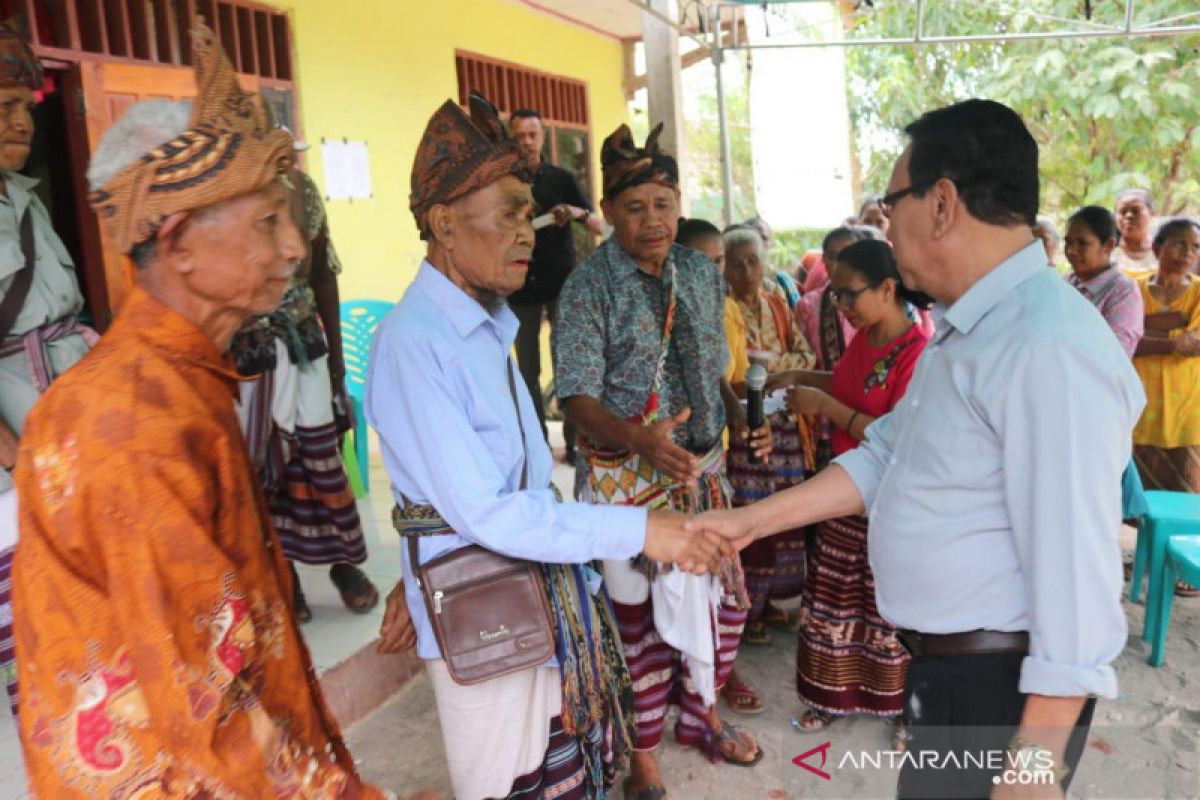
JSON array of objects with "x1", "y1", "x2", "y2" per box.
[
  {"x1": 898, "y1": 651, "x2": 1096, "y2": 800},
  {"x1": 511, "y1": 300, "x2": 575, "y2": 450}
]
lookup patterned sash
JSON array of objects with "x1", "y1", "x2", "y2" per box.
[
  {"x1": 0, "y1": 317, "x2": 98, "y2": 393},
  {"x1": 392, "y1": 500, "x2": 635, "y2": 783}
]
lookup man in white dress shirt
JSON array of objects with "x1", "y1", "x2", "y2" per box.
[{"x1": 691, "y1": 99, "x2": 1144, "y2": 799}]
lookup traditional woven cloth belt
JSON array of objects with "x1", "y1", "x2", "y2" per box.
[
  {"x1": 897, "y1": 629, "x2": 1030, "y2": 658},
  {"x1": 0, "y1": 317, "x2": 98, "y2": 393}
]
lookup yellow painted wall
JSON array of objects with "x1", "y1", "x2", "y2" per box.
[{"x1": 266, "y1": 0, "x2": 630, "y2": 303}]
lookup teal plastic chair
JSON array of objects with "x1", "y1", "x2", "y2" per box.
[
  {"x1": 1130, "y1": 491, "x2": 1200, "y2": 645},
  {"x1": 1149, "y1": 536, "x2": 1200, "y2": 666},
  {"x1": 340, "y1": 299, "x2": 394, "y2": 495}
]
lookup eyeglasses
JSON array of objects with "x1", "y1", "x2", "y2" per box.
[
  {"x1": 830, "y1": 284, "x2": 879, "y2": 308},
  {"x1": 880, "y1": 179, "x2": 936, "y2": 217}
]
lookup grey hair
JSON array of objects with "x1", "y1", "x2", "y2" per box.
[
  {"x1": 1033, "y1": 214, "x2": 1061, "y2": 245},
  {"x1": 723, "y1": 227, "x2": 764, "y2": 255},
  {"x1": 86, "y1": 99, "x2": 192, "y2": 191},
  {"x1": 853, "y1": 224, "x2": 887, "y2": 242}
]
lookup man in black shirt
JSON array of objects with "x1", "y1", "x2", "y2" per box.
[{"x1": 508, "y1": 108, "x2": 606, "y2": 464}]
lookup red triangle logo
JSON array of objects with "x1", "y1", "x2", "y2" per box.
[{"x1": 793, "y1": 741, "x2": 833, "y2": 781}]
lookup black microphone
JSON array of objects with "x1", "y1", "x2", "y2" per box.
[{"x1": 745, "y1": 363, "x2": 767, "y2": 465}]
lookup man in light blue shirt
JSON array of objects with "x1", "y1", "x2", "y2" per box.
[
  {"x1": 691, "y1": 100, "x2": 1144, "y2": 799},
  {"x1": 369, "y1": 94, "x2": 731, "y2": 800}
]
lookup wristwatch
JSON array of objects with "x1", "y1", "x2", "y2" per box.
[{"x1": 1005, "y1": 735, "x2": 1071, "y2": 785}]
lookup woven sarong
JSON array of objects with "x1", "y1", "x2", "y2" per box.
[
  {"x1": 727, "y1": 412, "x2": 810, "y2": 622},
  {"x1": 796, "y1": 514, "x2": 908, "y2": 717},
  {"x1": 1134, "y1": 444, "x2": 1200, "y2": 493},
  {"x1": 237, "y1": 345, "x2": 365, "y2": 566}
]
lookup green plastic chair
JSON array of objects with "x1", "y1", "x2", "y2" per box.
[
  {"x1": 1130, "y1": 491, "x2": 1200, "y2": 646},
  {"x1": 1149, "y1": 535, "x2": 1200, "y2": 666},
  {"x1": 340, "y1": 299, "x2": 394, "y2": 495}
]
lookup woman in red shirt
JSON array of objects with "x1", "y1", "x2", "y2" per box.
[{"x1": 771, "y1": 239, "x2": 930, "y2": 750}]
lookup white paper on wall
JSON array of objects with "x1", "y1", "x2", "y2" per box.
[{"x1": 321, "y1": 139, "x2": 373, "y2": 201}]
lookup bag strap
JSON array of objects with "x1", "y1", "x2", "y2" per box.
[
  {"x1": 505, "y1": 356, "x2": 530, "y2": 493},
  {"x1": 639, "y1": 258, "x2": 678, "y2": 423},
  {"x1": 0, "y1": 207, "x2": 37, "y2": 341},
  {"x1": 407, "y1": 356, "x2": 530, "y2": 574}
]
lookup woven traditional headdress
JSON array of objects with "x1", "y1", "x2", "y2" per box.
[
  {"x1": 0, "y1": 16, "x2": 41, "y2": 90},
  {"x1": 600, "y1": 122, "x2": 678, "y2": 201},
  {"x1": 87, "y1": 23, "x2": 294, "y2": 254},
  {"x1": 409, "y1": 92, "x2": 530, "y2": 239}
]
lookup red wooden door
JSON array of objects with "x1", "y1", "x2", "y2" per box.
[{"x1": 76, "y1": 61, "x2": 259, "y2": 320}]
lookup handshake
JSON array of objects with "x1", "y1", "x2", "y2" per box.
[{"x1": 643, "y1": 507, "x2": 759, "y2": 575}]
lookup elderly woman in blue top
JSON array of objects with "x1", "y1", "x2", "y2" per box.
[
  {"x1": 689, "y1": 100, "x2": 1145, "y2": 800},
  {"x1": 365, "y1": 94, "x2": 731, "y2": 800}
]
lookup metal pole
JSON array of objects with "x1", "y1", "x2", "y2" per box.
[
  {"x1": 625, "y1": 0, "x2": 708, "y2": 48},
  {"x1": 714, "y1": 23, "x2": 1200, "y2": 49},
  {"x1": 713, "y1": 23, "x2": 735, "y2": 227}
]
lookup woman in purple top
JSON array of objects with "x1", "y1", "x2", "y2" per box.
[
  {"x1": 1064, "y1": 205, "x2": 1150, "y2": 529},
  {"x1": 1064, "y1": 205, "x2": 1144, "y2": 357}
]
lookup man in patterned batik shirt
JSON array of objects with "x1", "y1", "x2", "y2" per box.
[{"x1": 554, "y1": 122, "x2": 771, "y2": 798}]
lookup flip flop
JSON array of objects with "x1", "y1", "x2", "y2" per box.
[
  {"x1": 721, "y1": 674, "x2": 764, "y2": 715},
  {"x1": 708, "y1": 722, "x2": 763, "y2": 768},
  {"x1": 892, "y1": 718, "x2": 910, "y2": 752},
  {"x1": 621, "y1": 777, "x2": 667, "y2": 800},
  {"x1": 792, "y1": 709, "x2": 834, "y2": 732}
]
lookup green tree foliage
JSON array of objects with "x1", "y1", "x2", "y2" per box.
[
  {"x1": 685, "y1": 56, "x2": 758, "y2": 225},
  {"x1": 845, "y1": 0, "x2": 1200, "y2": 215}
]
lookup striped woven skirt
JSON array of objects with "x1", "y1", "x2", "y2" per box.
[
  {"x1": 612, "y1": 596, "x2": 746, "y2": 753},
  {"x1": 238, "y1": 348, "x2": 367, "y2": 566},
  {"x1": 726, "y1": 412, "x2": 809, "y2": 622},
  {"x1": 795, "y1": 515, "x2": 908, "y2": 717},
  {"x1": 0, "y1": 545, "x2": 14, "y2": 717},
  {"x1": 1133, "y1": 444, "x2": 1200, "y2": 493},
  {"x1": 427, "y1": 660, "x2": 614, "y2": 800},
  {"x1": 499, "y1": 715, "x2": 608, "y2": 800}
]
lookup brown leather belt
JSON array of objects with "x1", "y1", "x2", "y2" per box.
[{"x1": 897, "y1": 629, "x2": 1029, "y2": 658}]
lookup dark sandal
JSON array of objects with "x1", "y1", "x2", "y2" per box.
[
  {"x1": 330, "y1": 564, "x2": 380, "y2": 613},
  {"x1": 741, "y1": 620, "x2": 771, "y2": 645},
  {"x1": 705, "y1": 721, "x2": 763, "y2": 768},
  {"x1": 761, "y1": 604, "x2": 799, "y2": 632},
  {"x1": 1176, "y1": 580, "x2": 1200, "y2": 598},
  {"x1": 290, "y1": 562, "x2": 313, "y2": 623},
  {"x1": 721, "y1": 674, "x2": 764, "y2": 715},
  {"x1": 621, "y1": 776, "x2": 667, "y2": 800}
]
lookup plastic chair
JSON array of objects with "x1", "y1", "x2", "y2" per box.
[
  {"x1": 340, "y1": 299, "x2": 395, "y2": 495},
  {"x1": 1129, "y1": 491, "x2": 1200, "y2": 645},
  {"x1": 1149, "y1": 535, "x2": 1200, "y2": 666}
]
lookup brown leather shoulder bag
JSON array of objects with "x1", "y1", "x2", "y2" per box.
[{"x1": 404, "y1": 358, "x2": 556, "y2": 685}]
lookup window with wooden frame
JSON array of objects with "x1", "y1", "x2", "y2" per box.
[
  {"x1": 455, "y1": 51, "x2": 595, "y2": 257},
  {"x1": 455, "y1": 50, "x2": 592, "y2": 194},
  {"x1": 7, "y1": 0, "x2": 293, "y2": 83},
  {"x1": 0, "y1": 0, "x2": 300, "y2": 327}
]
